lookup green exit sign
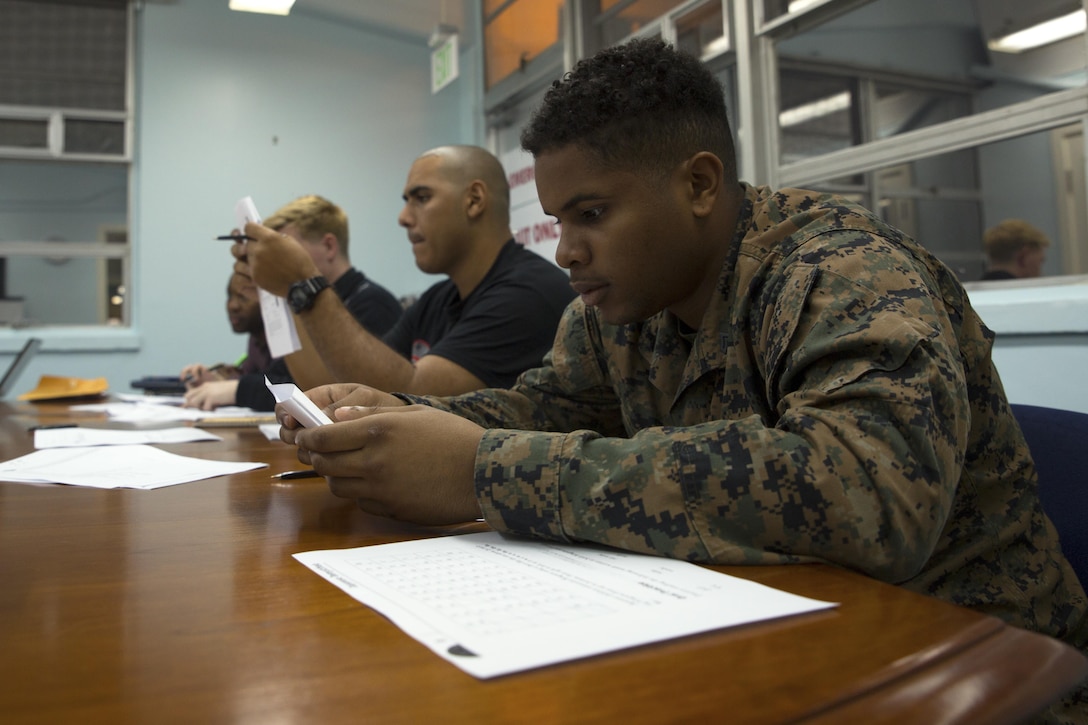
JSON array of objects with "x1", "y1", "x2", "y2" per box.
[{"x1": 431, "y1": 34, "x2": 459, "y2": 94}]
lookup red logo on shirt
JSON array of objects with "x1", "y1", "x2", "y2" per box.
[{"x1": 411, "y1": 339, "x2": 430, "y2": 363}]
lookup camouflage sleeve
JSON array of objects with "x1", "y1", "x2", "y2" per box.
[{"x1": 476, "y1": 240, "x2": 970, "y2": 582}]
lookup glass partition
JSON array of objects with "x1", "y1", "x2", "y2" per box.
[
  {"x1": 592, "y1": 0, "x2": 690, "y2": 47},
  {"x1": 872, "y1": 82, "x2": 972, "y2": 140},
  {"x1": 784, "y1": 124, "x2": 1088, "y2": 281},
  {"x1": 676, "y1": 0, "x2": 729, "y2": 58},
  {"x1": 484, "y1": 0, "x2": 566, "y2": 90},
  {"x1": 483, "y1": 0, "x2": 1088, "y2": 282},
  {"x1": 763, "y1": 0, "x2": 1087, "y2": 281},
  {"x1": 778, "y1": 70, "x2": 857, "y2": 163}
]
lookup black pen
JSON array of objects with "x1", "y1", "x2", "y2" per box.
[
  {"x1": 270, "y1": 469, "x2": 323, "y2": 480},
  {"x1": 29, "y1": 423, "x2": 78, "y2": 431},
  {"x1": 216, "y1": 234, "x2": 256, "y2": 242}
]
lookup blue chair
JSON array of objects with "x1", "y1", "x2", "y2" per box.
[{"x1": 1010, "y1": 403, "x2": 1088, "y2": 589}]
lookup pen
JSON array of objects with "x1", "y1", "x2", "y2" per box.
[
  {"x1": 270, "y1": 470, "x2": 323, "y2": 480},
  {"x1": 29, "y1": 423, "x2": 78, "y2": 431},
  {"x1": 216, "y1": 234, "x2": 256, "y2": 242}
]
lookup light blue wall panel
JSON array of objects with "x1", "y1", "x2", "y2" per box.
[{"x1": 2, "y1": 0, "x2": 474, "y2": 394}]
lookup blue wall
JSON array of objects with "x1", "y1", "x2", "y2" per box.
[{"x1": 2, "y1": 0, "x2": 477, "y2": 394}]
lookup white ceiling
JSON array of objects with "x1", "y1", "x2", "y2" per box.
[{"x1": 294, "y1": 0, "x2": 466, "y2": 42}]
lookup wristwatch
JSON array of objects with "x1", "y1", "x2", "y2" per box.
[{"x1": 287, "y1": 275, "x2": 330, "y2": 313}]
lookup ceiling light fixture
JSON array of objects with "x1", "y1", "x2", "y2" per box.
[
  {"x1": 779, "y1": 91, "x2": 851, "y2": 128},
  {"x1": 988, "y1": 9, "x2": 1086, "y2": 54},
  {"x1": 787, "y1": 0, "x2": 823, "y2": 14},
  {"x1": 228, "y1": 0, "x2": 296, "y2": 16}
]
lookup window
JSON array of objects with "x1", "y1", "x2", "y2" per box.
[
  {"x1": 0, "y1": 0, "x2": 131, "y2": 328},
  {"x1": 778, "y1": 70, "x2": 858, "y2": 163},
  {"x1": 676, "y1": 0, "x2": 729, "y2": 59},
  {"x1": 592, "y1": 0, "x2": 691, "y2": 48},
  {"x1": 483, "y1": 0, "x2": 567, "y2": 91},
  {"x1": 872, "y1": 82, "x2": 972, "y2": 140},
  {"x1": 484, "y1": 0, "x2": 1088, "y2": 280},
  {"x1": 777, "y1": 66, "x2": 974, "y2": 164},
  {"x1": 762, "y1": 0, "x2": 1087, "y2": 279}
]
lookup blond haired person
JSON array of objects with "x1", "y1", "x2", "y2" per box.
[
  {"x1": 981, "y1": 219, "x2": 1051, "y2": 280},
  {"x1": 185, "y1": 195, "x2": 402, "y2": 410}
]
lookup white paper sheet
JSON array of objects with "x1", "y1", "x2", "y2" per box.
[
  {"x1": 115, "y1": 392, "x2": 185, "y2": 405},
  {"x1": 0, "y1": 444, "x2": 266, "y2": 489},
  {"x1": 236, "y1": 196, "x2": 301, "y2": 359},
  {"x1": 70, "y1": 401, "x2": 261, "y2": 424},
  {"x1": 294, "y1": 531, "x2": 837, "y2": 679},
  {"x1": 259, "y1": 422, "x2": 282, "y2": 441},
  {"x1": 34, "y1": 426, "x2": 222, "y2": 449},
  {"x1": 265, "y1": 377, "x2": 332, "y2": 427}
]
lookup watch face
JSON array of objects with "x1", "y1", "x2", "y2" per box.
[
  {"x1": 289, "y1": 277, "x2": 328, "y2": 313},
  {"x1": 288, "y1": 282, "x2": 311, "y2": 312}
]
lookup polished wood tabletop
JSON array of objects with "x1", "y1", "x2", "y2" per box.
[{"x1": 1, "y1": 400, "x2": 1086, "y2": 724}]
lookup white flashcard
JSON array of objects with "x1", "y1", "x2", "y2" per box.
[
  {"x1": 235, "y1": 196, "x2": 301, "y2": 359},
  {"x1": 265, "y1": 377, "x2": 333, "y2": 428}
]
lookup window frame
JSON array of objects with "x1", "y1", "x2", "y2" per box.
[
  {"x1": 482, "y1": 0, "x2": 1088, "y2": 278},
  {"x1": 0, "y1": 0, "x2": 134, "y2": 336}
]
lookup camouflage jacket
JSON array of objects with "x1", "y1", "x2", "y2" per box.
[{"x1": 407, "y1": 184, "x2": 1088, "y2": 667}]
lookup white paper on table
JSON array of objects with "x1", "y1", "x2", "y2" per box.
[
  {"x1": 0, "y1": 444, "x2": 266, "y2": 489},
  {"x1": 293, "y1": 531, "x2": 838, "y2": 679},
  {"x1": 258, "y1": 422, "x2": 282, "y2": 441},
  {"x1": 34, "y1": 426, "x2": 222, "y2": 449},
  {"x1": 69, "y1": 401, "x2": 261, "y2": 424},
  {"x1": 115, "y1": 392, "x2": 185, "y2": 405},
  {"x1": 265, "y1": 377, "x2": 332, "y2": 427},
  {"x1": 235, "y1": 196, "x2": 301, "y2": 359}
]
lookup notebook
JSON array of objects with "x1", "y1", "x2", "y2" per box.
[{"x1": 0, "y1": 337, "x2": 42, "y2": 398}]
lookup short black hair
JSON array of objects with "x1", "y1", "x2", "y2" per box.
[{"x1": 520, "y1": 37, "x2": 736, "y2": 182}]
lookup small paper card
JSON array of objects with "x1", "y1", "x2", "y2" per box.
[
  {"x1": 265, "y1": 377, "x2": 332, "y2": 427},
  {"x1": 236, "y1": 196, "x2": 301, "y2": 359}
]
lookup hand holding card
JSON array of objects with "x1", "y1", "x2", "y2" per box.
[
  {"x1": 264, "y1": 377, "x2": 333, "y2": 427},
  {"x1": 237, "y1": 196, "x2": 302, "y2": 359}
]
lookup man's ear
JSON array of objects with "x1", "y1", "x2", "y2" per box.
[
  {"x1": 464, "y1": 179, "x2": 487, "y2": 220},
  {"x1": 686, "y1": 152, "x2": 724, "y2": 218},
  {"x1": 320, "y1": 232, "x2": 340, "y2": 261}
]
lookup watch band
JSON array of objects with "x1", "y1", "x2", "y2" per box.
[{"x1": 287, "y1": 275, "x2": 330, "y2": 313}]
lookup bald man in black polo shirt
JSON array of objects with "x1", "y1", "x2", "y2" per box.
[{"x1": 235, "y1": 145, "x2": 574, "y2": 396}]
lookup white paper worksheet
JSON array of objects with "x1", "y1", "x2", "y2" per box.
[
  {"x1": 70, "y1": 401, "x2": 266, "y2": 424},
  {"x1": 294, "y1": 531, "x2": 837, "y2": 679},
  {"x1": 33, "y1": 426, "x2": 222, "y2": 449},
  {"x1": 0, "y1": 444, "x2": 266, "y2": 489}
]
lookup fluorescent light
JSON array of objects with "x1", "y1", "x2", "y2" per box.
[
  {"x1": 229, "y1": 0, "x2": 296, "y2": 16},
  {"x1": 988, "y1": 9, "x2": 1086, "y2": 54},
  {"x1": 779, "y1": 91, "x2": 851, "y2": 127},
  {"x1": 787, "y1": 0, "x2": 823, "y2": 13}
]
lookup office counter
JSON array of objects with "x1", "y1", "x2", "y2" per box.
[{"x1": 1, "y1": 401, "x2": 1085, "y2": 724}]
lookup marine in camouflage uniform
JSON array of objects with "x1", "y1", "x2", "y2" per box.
[
  {"x1": 398, "y1": 182, "x2": 1088, "y2": 722},
  {"x1": 292, "y1": 36, "x2": 1086, "y2": 721}
]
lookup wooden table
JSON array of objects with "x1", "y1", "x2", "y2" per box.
[{"x1": 1, "y1": 401, "x2": 1085, "y2": 724}]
